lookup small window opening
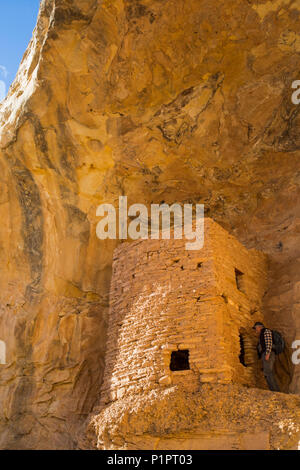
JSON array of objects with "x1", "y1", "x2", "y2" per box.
[
  {"x1": 239, "y1": 334, "x2": 247, "y2": 367},
  {"x1": 170, "y1": 350, "x2": 190, "y2": 371},
  {"x1": 181, "y1": 265, "x2": 184, "y2": 270},
  {"x1": 221, "y1": 293, "x2": 228, "y2": 303},
  {"x1": 235, "y1": 268, "x2": 245, "y2": 293},
  {"x1": 197, "y1": 262, "x2": 203, "y2": 269}
]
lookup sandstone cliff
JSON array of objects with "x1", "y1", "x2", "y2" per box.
[{"x1": 0, "y1": 0, "x2": 300, "y2": 449}]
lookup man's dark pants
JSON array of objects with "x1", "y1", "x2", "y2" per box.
[{"x1": 262, "y1": 351, "x2": 280, "y2": 392}]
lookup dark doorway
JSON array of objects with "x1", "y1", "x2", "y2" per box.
[
  {"x1": 235, "y1": 268, "x2": 246, "y2": 293},
  {"x1": 170, "y1": 350, "x2": 190, "y2": 371},
  {"x1": 239, "y1": 334, "x2": 246, "y2": 367}
]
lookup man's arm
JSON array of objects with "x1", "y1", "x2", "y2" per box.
[{"x1": 264, "y1": 329, "x2": 273, "y2": 358}]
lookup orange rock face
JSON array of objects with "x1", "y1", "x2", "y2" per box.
[{"x1": 0, "y1": 0, "x2": 300, "y2": 449}]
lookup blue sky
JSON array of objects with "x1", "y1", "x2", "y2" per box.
[{"x1": 0, "y1": 1, "x2": 41, "y2": 101}]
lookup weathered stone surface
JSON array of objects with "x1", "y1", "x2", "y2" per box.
[
  {"x1": 90, "y1": 383, "x2": 300, "y2": 450},
  {"x1": 0, "y1": 0, "x2": 299, "y2": 449}
]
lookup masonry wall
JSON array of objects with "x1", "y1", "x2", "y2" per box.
[
  {"x1": 208, "y1": 221, "x2": 268, "y2": 387},
  {"x1": 100, "y1": 218, "x2": 268, "y2": 406}
]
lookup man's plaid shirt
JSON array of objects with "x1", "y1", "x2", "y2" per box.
[{"x1": 264, "y1": 328, "x2": 273, "y2": 354}]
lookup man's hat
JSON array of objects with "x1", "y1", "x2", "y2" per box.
[{"x1": 252, "y1": 321, "x2": 264, "y2": 329}]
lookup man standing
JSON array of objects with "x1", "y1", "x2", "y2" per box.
[{"x1": 253, "y1": 322, "x2": 280, "y2": 392}]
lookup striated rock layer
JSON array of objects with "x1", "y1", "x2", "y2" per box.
[{"x1": 0, "y1": 0, "x2": 299, "y2": 449}]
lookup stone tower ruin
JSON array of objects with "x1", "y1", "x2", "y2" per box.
[
  {"x1": 99, "y1": 218, "x2": 268, "y2": 407},
  {"x1": 91, "y1": 218, "x2": 300, "y2": 450}
]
